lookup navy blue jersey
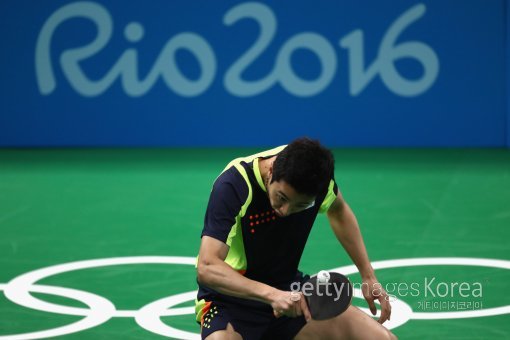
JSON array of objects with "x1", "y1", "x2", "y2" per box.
[{"x1": 196, "y1": 146, "x2": 338, "y2": 321}]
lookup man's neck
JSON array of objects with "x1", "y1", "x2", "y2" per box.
[{"x1": 258, "y1": 156, "x2": 276, "y2": 188}]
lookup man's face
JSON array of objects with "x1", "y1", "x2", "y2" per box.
[{"x1": 266, "y1": 179, "x2": 316, "y2": 217}]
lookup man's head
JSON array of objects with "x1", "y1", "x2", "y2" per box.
[{"x1": 266, "y1": 137, "x2": 334, "y2": 217}]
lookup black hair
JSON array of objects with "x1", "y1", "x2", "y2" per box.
[{"x1": 271, "y1": 137, "x2": 334, "y2": 196}]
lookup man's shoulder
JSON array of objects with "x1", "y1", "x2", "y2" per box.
[
  {"x1": 222, "y1": 146, "x2": 286, "y2": 172},
  {"x1": 215, "y1": 164, "x2": 248, "y2": 188},
  {"x1": 211, "y1": 146, "x2": 287, "y2": 202}
]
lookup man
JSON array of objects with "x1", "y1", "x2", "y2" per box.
[{"x1": 196, "y1": 138, "x2": 396, "y2": 339}]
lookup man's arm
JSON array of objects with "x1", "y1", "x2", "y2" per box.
[
  {"x1": 326, "y1": 192, "x2": 392, "y2": 324},
  {"x1": 197, "y1": 236, "x2": 275, "y2": 302},
  {"x1": 197, "y1": 235, "x2": 311, "y2": 320}
]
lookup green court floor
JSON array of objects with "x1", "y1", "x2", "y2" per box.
[{"x1": 1, "y1": 149, "x2": 509, "y2": 339}]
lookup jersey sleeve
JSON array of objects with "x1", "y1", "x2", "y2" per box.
[
  {"x1": 201, "y1": 167, "x2": 248, "y2": 243},
  {"x1": 319, "y1": 179, "x2": 339, "y2": 213}
]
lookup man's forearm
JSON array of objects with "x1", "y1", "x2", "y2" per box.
[
  {"x1": 197, "y1": 258, "x2": 277, "y2": 304},
  {"x1": 328, "y1": 202, "x2": 375, "y2": 279}
]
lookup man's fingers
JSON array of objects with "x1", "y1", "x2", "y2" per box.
[
  {"x1": 294, "y1": 301, "x2": 302, "y2": 317},
  {"x1": 273, "y1": 292, "x2": 312, "y2": 320},
  {"x1": 377, "y1": 309, "x2": 388, "y2": 324},
  {"x1": 299, "y1": 296, "x2": 312, "y2": 322},
  {"x1": 289, "y1": 301, "x2": 298, "y2": 317},
  {"x1": 377, "y1": 296, "x2": 391, "y2": 324},
  {"x1": 290, "y1": 292, "x2": 302, "y2": 317},
  {"x1": 367, "y1": 298, "x2": 377, "y2": 315},
  {"x1": 386, "y1": 299, "x2": 392, "y2": 321}
]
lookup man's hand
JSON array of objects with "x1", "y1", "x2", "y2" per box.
[
  {"x1": 270, "y1": 290, "x2": 312, "y2": 322},
  {"x1": 362, "y1": 277, "x2": 392, "y2": 324}
]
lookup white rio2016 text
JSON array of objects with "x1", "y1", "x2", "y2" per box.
[{"x1": 36, "y1": 2, "x2": 439, "y2": 98}]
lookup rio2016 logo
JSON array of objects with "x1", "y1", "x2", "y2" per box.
[
  {"x1": 1, "y1": 256, "x2": 509, "y2": 339},
  {"x1": 35, "y1": 2, "x2": 439, "y2": 98}
]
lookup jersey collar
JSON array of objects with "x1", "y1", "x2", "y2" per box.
[{"x1": 253, "y1": 158, "x2": 267, "y2": 192}]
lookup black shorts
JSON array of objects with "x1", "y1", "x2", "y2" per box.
[
  {"x1": 200, "y1": 299, "x2": 307, "y2": 340},
  {"x1": 199, "y1": 273, "x2": 310, "y2": 339}
]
